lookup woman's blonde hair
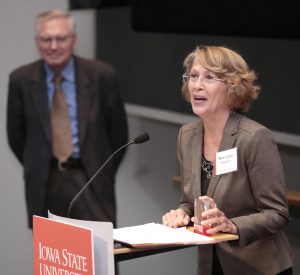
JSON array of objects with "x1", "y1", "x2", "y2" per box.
[{"x1": 182, "y1": 46, "x2": 261, "y2": 112}]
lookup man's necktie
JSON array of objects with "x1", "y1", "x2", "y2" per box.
[{"x1": 51, "y1": 75, "x2": 73, "y2": 162}]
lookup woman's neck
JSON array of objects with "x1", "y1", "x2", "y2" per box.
[{"x1": 202, "y1": 110, "x2": 230, "y2": 160}]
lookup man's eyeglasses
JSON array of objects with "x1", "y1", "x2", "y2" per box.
[
  {"x1": 37, "y1": 35, "x2": 72, "y2": 47},
  {"x1": 182, "y1": 73, "x2": 224, "y2": 84}
]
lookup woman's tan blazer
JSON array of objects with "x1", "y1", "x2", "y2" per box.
[{"x1": 178, "y1": 113, "x2": 293, "y2": 275}]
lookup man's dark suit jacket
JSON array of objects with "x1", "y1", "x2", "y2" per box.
[{"x1": 7, "y1": 56, "x2": 128, "y2": 228}]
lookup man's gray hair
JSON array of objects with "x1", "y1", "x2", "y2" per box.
[{"x1": 35, "y1": 9, "x2": 75, "y2": 35}]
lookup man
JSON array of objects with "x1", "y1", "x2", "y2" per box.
[{"x1": 6, "y1": 9, "x2": 128, "y2": 228}]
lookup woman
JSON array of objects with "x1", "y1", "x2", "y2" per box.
[{"x1": 162, "y1": 46, "x2": 293, "y2": 274}]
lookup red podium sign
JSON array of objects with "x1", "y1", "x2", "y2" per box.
[{"x1": 33, "y1": 216, "x2": 95, "y2": 275}]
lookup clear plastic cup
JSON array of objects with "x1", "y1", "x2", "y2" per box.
[{"x1": 194, "y1": 198, "x2": 212, "y2": 236}]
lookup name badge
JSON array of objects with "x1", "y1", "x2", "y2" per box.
[{"x1": 215, "y1": 148, "x2": 237, "y2": 176}]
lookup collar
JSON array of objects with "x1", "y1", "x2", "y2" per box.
[{"x1": 44, "y1": 56, "x2": 75, "y2": 84}]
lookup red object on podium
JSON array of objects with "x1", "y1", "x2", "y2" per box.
[
  {"x1": 33, "y1": 215, "x2": 95, "y2": 275},
  {"x1": 194, "y1": 223, "x2": 211, "y2": 236}
]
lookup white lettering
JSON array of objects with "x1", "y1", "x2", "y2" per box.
[
  {"x1": 39, "y1": 263, "x2": 82, "y2": 275},
  {"x1": 38, "y1": 242, "x2": 61, "y2": 265},
  {"x1": 62, "y1": 249, "x2": 87, "y2": 272}
]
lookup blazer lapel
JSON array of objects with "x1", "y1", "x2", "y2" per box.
[
  {"x1": 74, "y1": 57, "x2": 93, "y2": 145},
  {"x1": 207, "y1": 113, "x2": 242, "y2": 197},
  {"x1": 30, "y1": 61, "x2": 51, "y2": 142},
  {"x1": 193, "y1": 120, "x2": 204, "y2": 198}
]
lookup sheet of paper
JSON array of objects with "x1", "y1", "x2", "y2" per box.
[{"x1": 113, "y1": 223, "x2": 214, "y2": 247}]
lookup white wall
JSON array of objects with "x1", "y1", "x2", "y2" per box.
[{"x1": 0, "y1": 1, "x2": 95, "y2": 274}]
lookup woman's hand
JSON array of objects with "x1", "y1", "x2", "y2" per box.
[
  {"x1": 192, "y1": 196, "x2": 238, "y2": 235},
  {"x1": 162, "y1": 209, "x2": 190, "y2": 228}
]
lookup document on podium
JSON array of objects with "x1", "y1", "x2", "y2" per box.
[{"x1": 113, "y1": 223, "x2": 217, "y2": 248}]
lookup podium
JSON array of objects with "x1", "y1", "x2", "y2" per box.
[
  {"x1": 114, "y1": 229, "x2": 238, "y2": 262},
  {"x1": 33, "y1": 215, "x2": 239, "y2": 274},
  {"x1": 33, "y1": 214, "x2": 114, "y2": 275}
]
